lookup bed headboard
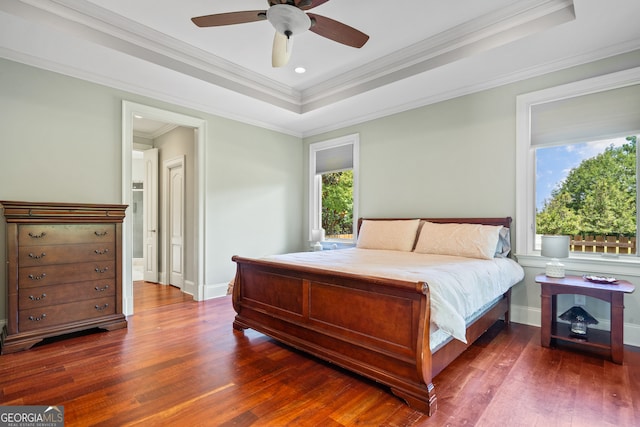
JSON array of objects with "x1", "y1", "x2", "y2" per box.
[{"x1": 356, "y1": 217, "x2": 512, "y2": 233}]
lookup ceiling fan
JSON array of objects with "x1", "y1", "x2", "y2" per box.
[{"x1": 191, "y1": 0, "x2": 369, "y2": 68}]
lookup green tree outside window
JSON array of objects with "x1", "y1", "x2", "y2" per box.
[
  {"x1": 536, "y1": 136, "x2": 637, "y2": 239},
  {"x1": 321, "y1": 170, "x2": 353, "y2": 237}
]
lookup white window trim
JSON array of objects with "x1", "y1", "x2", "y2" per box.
[
  {"x1": 308, "y1": 134, "x2": 359, "y2": 243},
  {"x1": 515, "y1": 67, "x2": 640, "y2": 277}
]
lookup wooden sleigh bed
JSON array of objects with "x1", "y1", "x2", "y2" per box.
[{"x1": 231, "y1": 217, "x2": 522, "y2": 415}]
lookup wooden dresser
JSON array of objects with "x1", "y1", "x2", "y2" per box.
[{"x1": 1, "y1": 201, "x2": 128, "y2": 354}]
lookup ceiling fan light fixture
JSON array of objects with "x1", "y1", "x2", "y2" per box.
[
  {"x1": 272, "y1": 31, "x2": 293, "y2": 67},
  {"x1": 267, "y1": 4, "x2": 311, "y2": 37}
]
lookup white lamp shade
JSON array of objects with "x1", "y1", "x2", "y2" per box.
[
  {"x1": 541, "y1": 235, "x2": 570, "y2": 259},
  {"x1": 541, "y1": 235, "x2": 569, "y2": 278},
  {"x1": 311, "y1": 229, "x2": 324, "y2": 242},
  {"x1": 272, "y1": 31, "x2": 292, "y2": 67}
]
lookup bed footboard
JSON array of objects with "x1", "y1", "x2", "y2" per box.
[{"x1": 231, "y1": 255, "x2": 437, "y2": 414}]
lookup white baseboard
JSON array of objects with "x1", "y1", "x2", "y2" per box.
[
  {"x1": 183, "y1": 280, "x2": 196, "y2": 296},
  {"x1": 204, "y1": 282, "x2": 230, "y2": 300},
  {"x1": 510, "y1": 304, "x2": 541, "y2": 328},
  {"x1": 510, "y1": 304, "x2": 640, "y2": 347},
  {"x1": 123, "y1": 295, "x2": 133, "y2": 316}
]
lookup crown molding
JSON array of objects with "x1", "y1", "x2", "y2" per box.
[
  {"x1": 3, "y1": 0, "x2": 637, "y2": 138},
  {"x1": 9, "y1": 0, "x2": 304, "y2": 112},
  {"x1": 3, "y1": 27, "x2": 636, "y2": 140},
  {"x1": 6, "y1": 0, "x2": 576, "y2": 113},
  {"x1": 301, "y1": 0, "x2": 575, "y2": 111},
  {"x1": 0, "y1": 44, "x2": 304, "y2": 138},
  {"x1": 42, "y1": 0, "x2": 297, "y2": 94},
  {"x1": 301, "y1": 41, "x2": 640, "y2": 137}
]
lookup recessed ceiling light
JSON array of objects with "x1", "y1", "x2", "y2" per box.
[
  {"x1": 294, "y1": 67, "x2": 306, "y2": 74},
  {"x1": 134, "y1": 114, "x2": 143, "y2": 119}
]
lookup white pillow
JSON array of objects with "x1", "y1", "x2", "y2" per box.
[
  {"x1": 356, "y1": 219, "x2": 420, "y2": 251},
  {"x1": 414, "y1": 221, "x2": 503, "y2": 260}
]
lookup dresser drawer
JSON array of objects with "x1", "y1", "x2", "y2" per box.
[
  {"x1": 18, "y1": 224, "x2": 115, "y2": 246},
  {"x1": 18, "y1": 296, "x2": 116, "y2": 332},
  {"x1": 18, "y1": 242, "x2": 115, "y2": 267},
  {"x1": 19, "y1": 261, "x2": 115, "y2": 288},
  {"x1": 19, "y1": 280, "x2": 116, "y2": 310}
]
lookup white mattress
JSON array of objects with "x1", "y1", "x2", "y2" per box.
[{"x1": 263, "y1": 248, "x2": 524, "y2": 344}]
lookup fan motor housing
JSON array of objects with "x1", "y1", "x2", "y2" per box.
[{"x1": 267, "y1": 4, "x2": 311, "y2": 36}]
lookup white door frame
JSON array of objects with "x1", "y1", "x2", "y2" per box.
[{"x1": 122, "y1": 101, "x2": 207, "y2": 315}]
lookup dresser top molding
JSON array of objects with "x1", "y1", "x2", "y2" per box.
[{"x1": 0, "y1": 201, "x2": 127, "y2": 223}]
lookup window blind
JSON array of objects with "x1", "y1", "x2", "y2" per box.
[
  {"x1": 531, "y1": 84, "x2": 640, "y2": 146},
  {"x1": 315, "y1": 143, "x2": 353, "y2": 174}
]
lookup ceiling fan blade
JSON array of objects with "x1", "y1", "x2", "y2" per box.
[
  {"x1": 307, "y1": 13, "x2": 369, "y2": 48},
  {"x1": 191, "y1": 11, "x2": 267, "y2": 28},
  {"x1": 272, "y1": 31, "x2": 292, "y2": 67},
  {"x1": 295, "y1": 0, "x2": 331, "y2": 10}
]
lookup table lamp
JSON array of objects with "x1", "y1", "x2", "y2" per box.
[
  {"x1": 541, "y1": 235, "x2": 570, "y2": 278},
  {"x1": 311, "y1": 228, "x2": 325, "y2": 251},
  {"x1": 559, "y1": 305, "x2": 598, "y2": 337}
]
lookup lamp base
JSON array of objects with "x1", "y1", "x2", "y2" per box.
[
  {"x1": 570, "y1": 321, "x2": 588, "y2": 336},
  {"x1": 545, "y1": 259, "x2": 565, "y2": 278}
]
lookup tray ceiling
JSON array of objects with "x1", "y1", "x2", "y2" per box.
[{"x1": 1, "y1": 0, "x2": 639, "y2": 136}]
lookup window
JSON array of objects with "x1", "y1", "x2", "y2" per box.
[
  {"x1": 309, "y1": 134, "x2": 359, "y2": 244},
  {"x1": 535, "y1": 136, "x2": 637, "y2": 255},
  {"x1": 516, "y1": 67, "x2": 640, "y2": 270}
]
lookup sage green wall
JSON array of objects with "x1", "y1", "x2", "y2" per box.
[
  {"x1": 304, "y1": 50, "x2": 640, "y2": 338},
  {"x1": 0, "y1": 58, "x2": 303, "y2": 322}
]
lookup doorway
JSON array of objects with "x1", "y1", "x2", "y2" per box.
[
  {"x1": 133, "y1": 150, "x2": 187, "y2": 292},
  {"x1": 122, "y1": 101, "x2": 206, "y2": 316}
]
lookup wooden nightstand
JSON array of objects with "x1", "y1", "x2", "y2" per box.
[{"x1": 535, "y1": 274, "x2": 635, "y2": 364}]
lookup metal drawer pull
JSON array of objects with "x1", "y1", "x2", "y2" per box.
[
  {"x1": 94, "y1": 231, "x2": 108, "y2": 237},
  {"x1": 94, "y1": 249, "x2": 110, "y2": 255},
  {"x1": 28, "y1": 293, "x2": 47, "y2": 301},
  {"x1": 28, "y1": 273, "x2": 47, "y2": 280},
  {"x1": 28, "y1": 232, "x2": 46, "y2": 239},
  {"x1": 28, "y1": 252, "x2": 46, "y2": 259},
  {"x1": 28, "y1": 314, "x2": 47, "y2": 321},
  {"x1": 94, "y1": 285, "x2": 110, "y2": 292},
  {"x1": 95, "y1": 267, "x2": 109, "y2": 273},
  {"x1": 94, "y1": 303, "x2": 109, "y2": 311}
]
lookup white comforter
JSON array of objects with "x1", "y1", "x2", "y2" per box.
[{"x1": 263, "y1": 248, "x2": 524, "y2": 343}]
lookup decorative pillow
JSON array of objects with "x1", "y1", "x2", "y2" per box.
[
  {"x1": 494, "y1": 227, "x2": 511, "y2": 257},
  {"x1": 356, "y1": 219, "x2": 420, "y2": 251},
  {"x1": 414, "y1": 221, "x2": 503, "y2": 260}
]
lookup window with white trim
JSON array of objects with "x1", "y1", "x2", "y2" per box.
[
  {"x1": 309, "y1": 134, "x2": 359, "y2": 245},
  {"x1": 516, "y1": 68, "x2": 640, "y2": 261}
]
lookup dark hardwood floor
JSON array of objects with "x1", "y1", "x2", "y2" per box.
[{"x1": 1, "y1": 281, "x2": 639, "y2": 426}]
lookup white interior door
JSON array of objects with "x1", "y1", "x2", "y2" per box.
[
  {"x1": 143, "y1": 148, "x2": 159, "y2": 282},
  {"x1": 167, "y1": 157, "x2": 185, "y2": 289}
]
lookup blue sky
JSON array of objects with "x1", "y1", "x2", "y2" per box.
[{"x1": 535, "y1": 136, "x2": 633, "y2": 211}]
